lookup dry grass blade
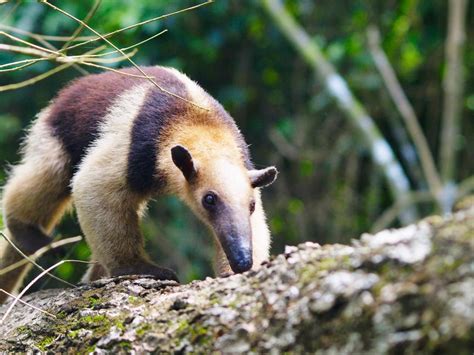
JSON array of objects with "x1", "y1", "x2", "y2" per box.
[
  {"x1": 0, "y1": 46, "x2": 104, "y2": 92},
  {"x1": 76, "y1": 48, "x2": 138, "y2": 64},
  {"x1": 61, "y1": 0, "x2": 213, "y2": 53},
  {"x1": 0, "y1": 60, "x2": 40, "y2": 73},
  {"x1": 0, "y1": 62, "x2": 70, "y2": 92},
  {"x1": 0, "y1": 30, "x2": 59, "y2": 55},
  {"x1": 0, "y1": 24, "x2": 95, "y2": 42},
  {"x1": 0, "y1": 57, "x2": 46, "y2": 69},
  {"x1": 0, "y1": 24, "x2": 90, "y2": 75},
  {"x1": 0, "y1": 232, "x2": 76, "y2": 288},
  {"x1": 40, "y1": 0, "x2": 210, "y2": 111},
  {"x1": 0, "y1": 259, "x2": 92, "y2": 323},
  {"x1": 0, "y1": 289, "x2": 56, "y2": 318},
  {"x1": 84, "y1": 29, "x2": 168, "y2": 59},
  {"x1": 0, "y1": 236, "x2": 82, "y2": 276},
  {"x1": 61, "y1": 0, "x2": 101, "y2": 51}
]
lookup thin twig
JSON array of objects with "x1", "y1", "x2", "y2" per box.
[
  {"x1": 40, "y1": 0, "x2": 209, "y2": 111},
  {"x1": 367, "y1": 26, "x2": 443, "y2": 200},
  {"x1": 0, "y1": 57, "x2": 49, "y2": 69},
  {"x1": 0, "y1": 289, "x2": 56, "y2": 318},
  {"x1": 60, "y1": 0, "x2": 213, "y2": 53},
  {"x1": 61, "y1": 0, "x2": 101, "y2": 51},
  {"x1": 0, "y1": 46, "x2": 104, "y2": 92},
  {"x1": 0, "y1": 232, "x2": 75, "y2": 288},
  {"x1": 0, "y1": 63, "x2": 69, "y2": 92},
  {"x1": 77, "y1": 62, "x2": 149, "y2": 76},
  {"x1": 0, "y1": 43, "x2": 54, "y2": 58},
  {"x1": 0, "y1": 60, "x2": 38, "y2": 73},
  {"x1": 83, "y1": 29, "x2": 168, "y2": 58},
  {"x1": 0, "y1": 24, "x2": 95, "y2": 42},
  {"x1": 0, "y1": 25, "x2": 89, "y2": 75},
  {"x1": 75, "y1": 49, "x2": 137, "y2": 64},
  {"x1": 0, "y1": 236, "x2": 82, "y2": 276},
  {"x1": 1, "y1": 259, "x2": 92, "y2": 323},
  {"x1": 0, "y1": 31, "x2": 60, "y2": 55}
]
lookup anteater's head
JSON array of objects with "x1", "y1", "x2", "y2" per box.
[{"x1": 170, "y1": 144, "x2": 277, "y2": 274}]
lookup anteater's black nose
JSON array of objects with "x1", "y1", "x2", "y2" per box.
[{"x1": 229, "y1": 248, "x2": 253, "y2": 273}]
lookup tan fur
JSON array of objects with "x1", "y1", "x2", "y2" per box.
[{"x1": 159, "y1": 121, "x2": 271, "y2": 273}]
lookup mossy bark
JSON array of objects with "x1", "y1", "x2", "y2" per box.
[{"x1": 1, "y1": 203, "x2": 473, "y2": 353}]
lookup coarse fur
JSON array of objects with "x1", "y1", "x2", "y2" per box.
[{"x1": 0, "y1": 66, "x2": 277, "y2": 303}]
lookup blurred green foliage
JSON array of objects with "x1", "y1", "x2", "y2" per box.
[{"x1": 0, "y1": 0, "x2": 473, "y2": 289}]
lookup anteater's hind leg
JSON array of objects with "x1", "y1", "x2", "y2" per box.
[{"x1": 0, "y1": 116, "x2": 71, "y2": 303}]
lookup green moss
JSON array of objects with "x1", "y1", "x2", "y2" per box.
[
  {"x1": 115, "y1": 320, "x2": 125, "y2": 332},
  {"x1": 175, "y1": 319, "x2": 211, "y2": 346},
  {"x1": 128, "y1": 295, "x2": 143, "y2": 306},
  {"x1": 81, "y1": 314, "x2": 108, "y2": 325},
  {"x1": 73, "y1": 313, "x2": 113, "y2": 339},
  {"x1": 88, "y1": 296, "x2": 102, "y2": 308},
  {"x1": 56, "y1": 311, "x2": 67, "y2": 319},
  {"x1": 189, "y1": 324, "x2": 210, "y2": 344},
  {"x1": 117, "y1": 340, "x2": 132, "y2": 350},
  {"x1": 86, "y1": 344, "x2": 97, "y2": 353},
  {"x1": 15, "y1": 325, "x2": 33, "y2": 336},
  {"x1": 36, "y1": 336, "x2": 55, "y2": 351},
  {"x1": 67, "y1": 330, "x2": 80, "y2": 339},
  {"x1": 136, "y1": 324, "x2": 151, "y2": 336}
]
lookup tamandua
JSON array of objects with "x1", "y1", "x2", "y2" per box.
[{"x1": 0, "y1": 66, "x2": 277, "y2": 302}]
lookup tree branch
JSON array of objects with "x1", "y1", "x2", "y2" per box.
[
  {"x1": 367, "y1": 27, "x2": 443, "y2": 203},
  {"x1": 439, "y1": 0, "x2": 469, "y2": 186},
  {"x1": 262, "y1": 0, "x2": 418, "y2": 224}
]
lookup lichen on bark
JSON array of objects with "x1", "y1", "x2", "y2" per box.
[{"x1": 1, "y1": 203, "x2": 473, "y2": 353}]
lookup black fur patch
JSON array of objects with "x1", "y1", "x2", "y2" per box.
[
  {"x1": 47, "y1": 69, "x2": 144, "y2": 172},
  {"x1": 127, "y1": 84, "x2": 188, "y2": 193},
  {"x1": 7, "y1": 218, "x2": 51, "y2": 254}
]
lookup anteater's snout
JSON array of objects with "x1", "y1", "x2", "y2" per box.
[
  {"x1": 230, "y1": 248, "x2": 253, "y2": 273},
  {"x1": 220, "y1": 233, "x2": 253, "y2": 274}
]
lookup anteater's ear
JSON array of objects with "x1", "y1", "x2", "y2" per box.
[
  {"x1": 171, "y1": 145, "x2": 197, "y2": 181},
  {"x1": 249, "y1": 166, "x2": 278, "y2": 188}
]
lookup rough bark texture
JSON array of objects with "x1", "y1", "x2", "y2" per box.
[{"x1": 1, "y1": 201, "x2": 474, "y2": 354}]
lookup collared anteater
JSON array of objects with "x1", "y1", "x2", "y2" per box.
[{"x1": 0, "y1": 66, "x2": 277, "y2": 302}]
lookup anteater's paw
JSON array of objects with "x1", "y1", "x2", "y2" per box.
[{"x1": 110, "y1": 262, "x2": 179, "y2": 283}]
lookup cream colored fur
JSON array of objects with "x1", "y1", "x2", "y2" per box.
[
  {"x1": 72, "y1": 84, "x2": 152, "y2": 277},
  {"x1": 0, "y1": 111, "x2": 71, "y2": 301}
]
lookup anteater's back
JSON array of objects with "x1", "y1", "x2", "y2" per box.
[{"x1": 46, "y1": 67, "x2": 244, "y2": 172}]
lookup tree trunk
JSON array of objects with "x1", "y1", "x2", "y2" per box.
[{"x1": 1, "y1": 200, "x2": 473, "y2": 353}]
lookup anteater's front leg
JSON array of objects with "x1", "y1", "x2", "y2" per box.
[{"x1": 72, "y1": 146, "x2": 178, "y2": 283}]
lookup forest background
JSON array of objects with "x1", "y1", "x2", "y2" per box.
[{"x1": 0, "y1": 0, "x2": 472, "y2": 288}]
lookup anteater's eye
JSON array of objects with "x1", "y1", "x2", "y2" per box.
[
  {"x1": 202, "y1": 192, "x2": 217, "y2": 208},
  {"x1": 249, "y1": 200, "x2": 256, "y2": 214}
]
